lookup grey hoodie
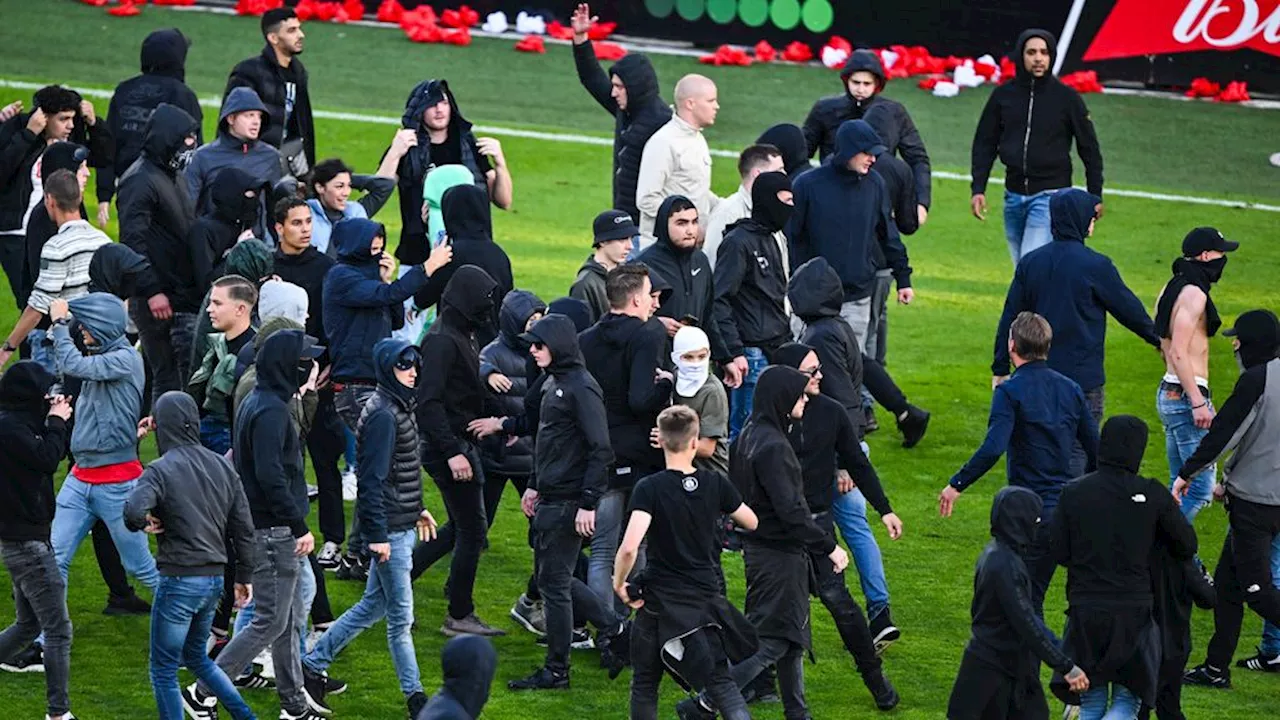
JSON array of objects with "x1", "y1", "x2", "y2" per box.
[
  {"x1": 125, "y1": 392, "x2": 254, "y2": 578},
  {"x1": 185, "y1": 87, "x2": 283, "y2": 219},
  {"x1": 52, "y1": 293, "x2": 146, "y2": 468}
]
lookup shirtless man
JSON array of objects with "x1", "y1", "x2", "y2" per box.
[{"x1": 1153, "y1": 227, "x2": 1237, "y2": 521}]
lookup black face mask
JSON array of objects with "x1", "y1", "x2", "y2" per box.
[
  {"x1": 169, "y1": 145, "x2": 195, "y2": 172},
  {"x1": 750, "y1": 172, "x2": 794, "y2": 233},
  {"x1": 1199, "y1": 256, "x2": 1228, "y2": 284},
  {"x1": 238, "y1": 194, "x2": 259, "y2": 231}
]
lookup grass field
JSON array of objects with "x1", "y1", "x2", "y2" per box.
[{"x1": 1, "y1": 2, "x2": 1279, "y2": 718}]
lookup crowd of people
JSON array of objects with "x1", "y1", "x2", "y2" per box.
[{"x1": 0, "y1": 4, "x2": 1276, "y2": 720}]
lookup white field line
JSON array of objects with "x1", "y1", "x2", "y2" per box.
[{"x1": 4, "y1": 78, "x2": 1278, "y2": 213}]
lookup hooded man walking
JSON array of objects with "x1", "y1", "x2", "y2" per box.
[
  {"x1": 184, "y1": 88, "x2": 282, "y2": 229},
  {"x1": 570, "y1": 3, "x2": 671, "y2": 224},
  {"x1": 970, "y1": 29, "x2": 1105, "y2": 265}
]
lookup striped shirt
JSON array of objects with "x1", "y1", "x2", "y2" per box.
[{"x1": 27, "y1": 219, "x2": 111, "y2": 313}]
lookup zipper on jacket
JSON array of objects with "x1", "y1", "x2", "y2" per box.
[{"x1": 1021, "y1": 85, "x2": 1036, "y2": 195}]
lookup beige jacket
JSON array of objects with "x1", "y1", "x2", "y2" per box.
[{"x1": 635, "y1": 114, "x2": 719, "y2": 247}]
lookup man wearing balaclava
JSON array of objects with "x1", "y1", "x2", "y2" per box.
[
  {"x1": 670, "y1": 325, "x2": 729, "y2": 476},
  {"x1": 713, "y1": 171, "x2": 794, "y2": 440},
  {"x1": 1177, "y1": 310, "x2": 1280, "y2": 689},
  {"x1": 1153, "y1": 227, "x2": 1239, "y2": 523}
]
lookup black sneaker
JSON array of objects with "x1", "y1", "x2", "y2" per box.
[
  {"x1": 508, "y1": 665, "x2": 569, "y2": 691},
  {"x1": 864, "y1": 405, "x2": 880, "y2": 433},
  {"x1": 1183, "y1": 663, "x2": 1231, "y2": 688},
  {"x1": 407, "y1": 690, "x2": 428, "y2": 718},
  {"x1": 897, "y1": 404, "x2": 931, "y2": 449},
  {"x1": 741, "y1": 667, "x2": 778, "y2": 704},
  {"x1": 1236, "y1": 648, "x2": 1280, "y2": 673},
  {"x1": 864, "y1": 670, "x2": 901, "y2": 711},
  {"x1": 598, "y1": 620, "x2": 631, "y2": 680},
  {"x1": 870, "y1": 609, "x2": 901, "y2": 656},
  {"x1": 537, "y1": 627, "x2": 593, "y2": 650},
  {"x1": 181, "y1": 683, "x2": 218, "y2": 720},
  {"x1": 302, "y1": 668, "x2": 333, "y2": 715},
  {"x1": 320, "y1": 671, "x2": 347, "y2": 695},
  {"x1": 233, "y1": 671, "x2": 276, "y2": 690},
  {"x1": 675, "y1": 697, "x2": 716, "y2": 720},
  {"x1": 103, "y1": 590, "x2": 152, "y2": 616},
  {"x1": 316, "y1": 542, "x2": 342, "y2": 571},
  {"x1": 335, "y1": 553, "x2": 368, "y2": 582},
  {"x1": 0, "y1": 643, "x2": 43, "y2": 673}
]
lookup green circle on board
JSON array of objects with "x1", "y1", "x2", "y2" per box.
[
  {"x1": 801, "y1": 0, "x2": 833, "y2": 32},
  {"x1": 738, "y1": 0, "x2": 769, "y2": 26},
  {"x1": 677, "y1": 0, "x2": 706, "y2": 21},
  {"x1": 770, "y1": 0, "x2": 801, "y2": 30},
  {"x1": 645, "y1": 0, "x2": 676, "y2": 18},
  {"x1": 708, "y1": 0, "x2": 737, "y2": 24}
]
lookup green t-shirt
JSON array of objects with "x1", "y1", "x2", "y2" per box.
[{"x1": 676, "y1": 374, "x2": 729, "y2": 477}]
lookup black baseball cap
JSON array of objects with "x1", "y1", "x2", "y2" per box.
[
  {"x1": 1223, "y1": 309, "x2": 1280, "y2": 346},
  {"x1": 1181, "y1": 227, "x2": 1238, "y2": 257},
  {"x1": 593, "y1": 210, "x2": 639, "y2": 246}
]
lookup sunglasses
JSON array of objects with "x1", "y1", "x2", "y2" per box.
[
  {"x1": 801, "y1": 364, "x2": 822, "y2": 378},
  {"x1": 530, "y1": 341, "x2": 546, "y2": 351},
  {"x1": 394, "y1": 348, "x2": 421, "y2": 371}
]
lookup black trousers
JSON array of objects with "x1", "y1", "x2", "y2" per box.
[
  {"x1": 1205, "y1": 495, "x2": 1280, "y2": 669},
  {"x1": 630, "y1": 607, "x2": 750, "y2": 720},
  {"x1": 948, "y1": 650, "x2": 1048, "y2": 720},
  {"x1": 810, "y1": 512, "x2": 882, "y2": 678},
  {"x1": 862, "y1": 355, "x2": 908, "y2": 416},
  {"x1": 90, "y1": 521, "x2": 135, "y2": 598},
  {"x1": 533, "y1": 500, "x2": 620, "y2": 673},
  {"x1": 307, "y1": 390, "x2": 346, "y2": 546},
  {"x1": 411, "y1": 446, "x2": 489, "y2": 620}
]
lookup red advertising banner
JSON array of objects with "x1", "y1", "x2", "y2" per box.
[{"x1": 1084, "y1": 0, "x2": 1280, "y2": 61}]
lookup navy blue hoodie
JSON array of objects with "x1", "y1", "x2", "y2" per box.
[
  {"x1": 418, "y1": 635, "x2": 497, "y2": 720},
  {"x1": 992, "y1": 189, "x2": 1157, "y2": 391},
  {"x1": 322, "y1": 219, "x2": 428, "y2": 382},
  {"x1": 790, "y1": 120, "x2": 911, "y2": 302}
]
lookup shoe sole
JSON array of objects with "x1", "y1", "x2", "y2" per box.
[
  {"x1": 1238, "y1": 659, "x2": 1280, "y2": 672},
  {"x1": 305, "y1": 688, "x2": 334, "y2": 716},
  {"x1": 1182, "y1": 677, "x2": 1231, "y2": 689},
  {"x1": 0, "y1": 662, "x2": 43, "y2": 673},
  {"x1": 872, "y1": 627, "x2": 901, "y2": 656},
  {"x1": 509, "y1": 607, "x2": 547, "y2": 637}
]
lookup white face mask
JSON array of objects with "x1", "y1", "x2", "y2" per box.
[{"x1": 672, "y1": 350, "x2": 709, "y2": 397}]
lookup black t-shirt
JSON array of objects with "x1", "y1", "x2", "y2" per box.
[
  {"x1": 429, "y1": 137, "x2": 492, "y2": 175},
  {"x1": 226, "y1": 326, "x2": 257, "y2": 358},
  {"x1": 628, "y1": 468, "x2": 742, "y2": 599}
]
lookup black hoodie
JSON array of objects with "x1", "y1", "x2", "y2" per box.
[
  {"x1": 713, "y1": 173, "x2": 793, "y2": 358},
  {"x1": 117, "y1": 103, "x2": 200, "y2": 309},
  {"x1": 635, "y1": 195, "x2": 730, "y2": 362},
  {"x1": 801, "y1": 49, "x2": 932, "y2": 208},
  {"x1": 233, "y1": 329, "x2": 310, "y2": 537},
  {"x1": 572, "y1": 43, "x2": 672, "y2": 222},
  {"x1": 226, "y1": 45, "x2": 315, "y2": 167},
  {"x1": 89, "y1": 242, "x2": 163, "y2": 301},
  {"x1": 414, "y1": 183, "x2": 513, "y2": 345},
  {"x1": 124, "y1": 391, "x2": 255, "y2": 579},
  {"x1": 971, "y1": 29, "x2": 1104, "y2": 198},
  {"x1": 419, "y1": 635, "x2": 498, "y2": 720},
  {"x1": 861, "y1": 105, "x2": 920, "y2": 236},
  {"x1": 578, "y1": 308, "x2": 671, "y2": 483},
  {"x1": 788, "y1": 258, "x2": 866, "y2": 427},
  {"x1": 525, "y1": 314, "x2": 613, "y2": 509},
  {"x1": 731, "y1": 365, "x2": 833, "y2": 553},
  {"x1": 478, "y1": 290, "x2": 545, "y2": 476},
  {"x1": 756, "y1": 124, "x2": 812, "y2": 180},
  {"x1": 417, "y1": 265, "x2": 498, "y2": 463},
  {"x1": 394, "y1": 79, "x2": 491, "y2": 265},
  {"x1": 188, "y1": 167, "x2": 265, "y2": 289},
  {"x1": 0, "y1": 361, "x2": 68, "y2": 541},
  {"x1": 101, "y1": 28, "x2": 203, "y2": 204}
]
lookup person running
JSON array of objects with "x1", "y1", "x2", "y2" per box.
[
  {"x1": 970, "y1": 29, "x2": 1104, "y2": 265},
  {"x1": 1154, "y1": 227, "x2": 1238, "y2": 522},
  {"x1": 947, "y1": 486, "x2": 1089, "y2": 720},
  {"x1": 303, "y1": 338, "x2": 440, "y2": 718},
  {"x1": 123, "y1": 392, "x2": 258, "y2": 720},
  {"x1": 0, "y1": 361, "x2": 75, "y2": 719},
  {"x1": 614, "y1": 404, "x2": 759, "y2": 720}
]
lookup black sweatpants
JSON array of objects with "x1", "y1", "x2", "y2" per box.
[{"x1": 1205, "y1": 495, "x2": 1280, "y2": 669}]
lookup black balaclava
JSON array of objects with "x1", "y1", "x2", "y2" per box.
[
  {"x1": 1096, "y1": 415, "x2": 1148, "y2": 474},
  {"x1": 750, "y1": 171, "x2": 793, "y2": 233},
  {"x1": 1232, "y1": 309, "x2": 1280, "y2": 371}
]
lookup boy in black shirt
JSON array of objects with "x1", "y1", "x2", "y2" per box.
[{"x1": 615, "y1": 405, "x2": 758, "y2": 720}]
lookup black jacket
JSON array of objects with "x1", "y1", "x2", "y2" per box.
[
  {"x1": 713, "y1": 217, "x2": 790, "y2": 358},
  {"x1": 116, "y1": 103, "x2": 200, "y2": 309},
  {"x1": 635, "y1": 195, "x2": 730, "y2": 362},
  {"x1": 124, "y1": 392, "x2": 255, "y2": 580},
  {"x1": 572, "y1": 43, "x2": 671, "y2": 222},
  {"x1": 101, "y1": 28, "x2": 203, "y2": 204},
  {"x1": 226, "y1": 45, "x2": 315, "y2": 167},
  {"x1": 88, "y1": 242, "x2": 163, "y2": 301},
  {"x1": 233, "y1": 330, "x2": 310, "y2": 537},
  {"x1": 0, "y1": 109, "x2": 111, "y2": 234},
  {"x1": 801, "y1": 49, "x2": 931, "y2": 208},
  {"x1": 189, "y1": 167, "x2": 264, "y2": 290},
  {"x1": 794, "y1": 392, "x2": 890, "y2": 516},
  {"x1": 526, "y1": 314, "x2": 613, "y2": 510},
  {"x1": 862, "y1": 104, "x2": 920, "y2": 236},
  {"x1": 971, "y1": 29, "x2": 1104, "y2": 198},
  {"x1": 578, "y1": 312, "x2": 671, "y2": 482},
  {"x1": 418, "y1": 635, "x2": 497, "y2": 720},
  {"x1": 568, "y1": 257, "x2": 610, "y2": 324},
  {"x1": 358, "y1": 338, "x2": 425, "y2": 542},
  {"x1": 731, "y1": 366, "x2": 834, "y2": 553},
  {"x1": 0, "y1": 362, "x2": 69, "y2": 542},
  {"x1": 478, "y1": 290, "x2": 545, "y2": 476},
  {"x1": 273, "y1": 245, "x2": 335, "y2": 349},
  {"x1": 414, "y1": 183, "x2": 513, "y2": 347},
  {"x1": 789, "y1": 258, "x2": 865, "y2": 425},
  {"x1": 417, "y1": 265, "x2": 497, "y2": 462},
  {"x1": 965, "y1": 486, "x2": 1077, "y2": 681}
]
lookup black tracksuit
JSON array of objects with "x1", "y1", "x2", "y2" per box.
[
  {"x1": 1049, "y1": 416, "x2": 1197, "y2": 708},
  {"x1": 970, "y1": 29, "x2": 1104, "y2": 198},
  {"x1": 0, "y1": 362, "x2": 69, "y2": 542},
  {"x1": 713, "y1": 217, "x2": 790, "y2": 360},
  {"x1": 101, "y1": 28, "x2": 203, "y2": 205},
  {"x1": 226, "y1": 46, "x2": 315, "y2": 168},
  {"x1": 571, "y1": 43, "x2": 672, "y2": 223},
  {"x1": 578, "y1": 312, "x2": 671, "y2": 484},
  {"x1": 949, "y1": 486, "x2": 1077, "y2": 720}
]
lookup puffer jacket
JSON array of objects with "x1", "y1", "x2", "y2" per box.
[
  {"x1": 225, "y1": 45, "x2": 315, "y2": 167},
  {"x1": 478, "y1": 290, "x2": 545, "y2": 476},
  {"x1": 358, "y1": 338, "x2": 425, "y2": 542}
]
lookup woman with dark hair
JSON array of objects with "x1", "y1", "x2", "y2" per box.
[{"x1": 305, "y1": 152, "x2": 401, "y2": 257}]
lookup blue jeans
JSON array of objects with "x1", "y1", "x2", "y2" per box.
[
  {"x1": 832, "y1": 486, "x2": 890, "y2": 619},
  {"x1": 51, "y1": 473, "x2": 159, "y2": 591},
  {"x1": 150, "y1": 575, "x2": 255, "y2": 720},
  {"x1": 1263, "y1": 535, "x2": 1280, "y2": 656},
  {"x1": 200, "y1": 416, "x2": 232, "y2": 456},
  {"x1": 1003, "y1": 189, "x2": 1056, "y2": 265},
  {"x1": 26, "y1": 328, "x2": 56, "y2": 375},
  {"x1": 1155, "y1": 383, "x2": 1216, "y2": 522},
  {"x1": 1080, "y1": 683, "x2": 1140, "y2": 720},
  {"x1": 728, "y1": 346, "x2": 769, "y2": 442},
  {"x1": 304, "y1": 530, "x2": 421, "y2": 696}
]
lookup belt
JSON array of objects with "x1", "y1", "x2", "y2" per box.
[
  {"x1": 331, "y1": 379, "x2": 375, "y2": 392},
  {"x1": 1160, "y1": 380, "x2": 1211, "y2": 399}
]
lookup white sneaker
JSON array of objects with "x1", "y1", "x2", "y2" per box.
[
  {"x1": 1270, "y1": 151, "x2": 1280, "y2": 168},
  {"x1": 316, "y1": 541, "x2": 341, "y2": 570},
  {"x1": 341, "y1": 469, "x2": 358, "y2": 502},
  {"x1": 46, "y1": 714, "x2": 76, "y2": 720},
  {"x1": 255, "y1": 648, "x2": 275, "y2": 679}
]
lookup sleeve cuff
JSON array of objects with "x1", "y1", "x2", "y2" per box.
[
  {"x1": 579, "y1": 493, "x2": 599, "y2": 511},
  {"x1": 290, "y1": 520, "x2": 309, "y2": 538}
]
